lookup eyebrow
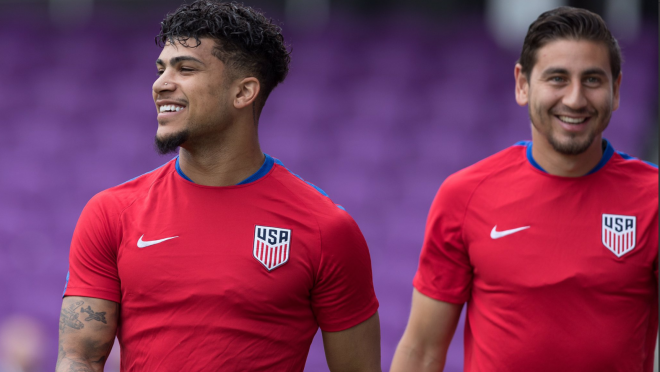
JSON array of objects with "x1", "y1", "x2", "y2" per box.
[
  {"x1": 541, "y1": 67, "x2": 608, "y2": 77},
  {"x1": 156, "y1": 56, "x2": 205, "y2": 67},
  {"x1": 540, "y1": 68, "x2": 569, "y2": 77},
  {"x1": 581, "y1": 68, "x2": 608, "y2": 77}
]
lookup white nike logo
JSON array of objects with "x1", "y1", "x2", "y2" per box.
[
  {"x1": 137, "y1": 235, "x2": 179, "y2": 248},
  {"x1": 490, "y1": 225, "x2": 530, "y2": 239}
]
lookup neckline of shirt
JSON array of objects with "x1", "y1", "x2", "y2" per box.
[
  {"x1": 175, "y1": 154, "x2": 275, "y2": 185},
  {"x1": 522, "y1": 139, "x2": 614, "y2": 176}
]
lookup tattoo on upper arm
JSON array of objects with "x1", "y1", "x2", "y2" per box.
[
  {"x1": 57, "y1": 300, "x2": 116, "y2": 372},
  {"x1": 60, "y1": 301, "x2": 110, "y2": 333},
  {"x1": 60, "y1": 301, "x2": 85, "y2": 332},
  {"x1": 81, "y1": 306, "x2": 107, "y2": 324}
]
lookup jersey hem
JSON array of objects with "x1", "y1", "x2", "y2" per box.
[
  {"x1": 64, "y1": 287, "x2": 120, "y2": 303},
  {"x1": 318, "y1": 299, "x2": 379, "y2": 332}
]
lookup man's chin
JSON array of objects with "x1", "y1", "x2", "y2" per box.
[
  {"x1": 548, "y1": 134, "x2": 595, "y2": 156},
  {"x1": 155, "y1": 130, "x2": 190, "y2": 155}
]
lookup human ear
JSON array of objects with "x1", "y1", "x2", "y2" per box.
[
  {"x1": 234, "y1": 77, "x2": 260, "y2": 109},
  {"x1": 611, "y1": 72, "x2": 622, "y2": 111},
  {"x1": 514, "y1": 64, "x2": 529, "y2": 107}
]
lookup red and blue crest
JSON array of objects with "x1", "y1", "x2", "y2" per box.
[
  {"x1": 602, "y1": 214, "x2": 636, "y2": 257},
  {"x1": 253, "y1": 225, "x2": 291, "y2": 271}
]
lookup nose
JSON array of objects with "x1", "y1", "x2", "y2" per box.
[
  {"x1": 562, "y1": 81, "x2": 587, "y2": 110},
  {"x1": 153, "y1": 73, "x2": 175, "y2": 95}
]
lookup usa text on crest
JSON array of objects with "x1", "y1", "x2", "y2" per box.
[
  {"x1": 602, "y1": 214, "x2": 636, "y2": 257},
  {"x1": 253, "y1": 225, "x2": 291, "y2": 271}
]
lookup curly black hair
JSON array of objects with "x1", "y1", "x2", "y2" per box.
[{"x1": 156, "y1": 1, "x2": 291, "y2": 111}]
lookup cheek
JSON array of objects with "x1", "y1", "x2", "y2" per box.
[{"x1": 591, "y1": 92, "x2": 614, "y2": 111}]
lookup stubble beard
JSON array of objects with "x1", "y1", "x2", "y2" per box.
[
  {"x1": 530, "y1": 105, "x2": 607, "y2": 156},
  {"x1": 543, "y1": 124, "x2": 596, "y2": 155},
  {"x1": 154, "y1": 129, "x2": 190, "y2": 155}
]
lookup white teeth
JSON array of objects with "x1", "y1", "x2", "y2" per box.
[
  {"x1": 558, "y1": 116, "x2": 586, "y2": 124},
  {"x1": 159, "y1": 105, "x2": 184, "y2": 113}
]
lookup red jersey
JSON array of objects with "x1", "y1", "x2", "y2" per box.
[
  {"x1": 64, "y1": 154, "x2": 379, "y2": 371},
  {"x1": 414, "y1": 140, "x2": 658, "y2": 372}
]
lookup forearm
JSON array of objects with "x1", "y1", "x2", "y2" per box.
[
  {"x1": 56, "y1": 352, "x2": 102, "y2": 372},
  {"x1": 57, "y1": 336, "x2": 113, "y2": 372},
  {"x1": 390, "y1": 340, "x2": 446, "y2": 372}
]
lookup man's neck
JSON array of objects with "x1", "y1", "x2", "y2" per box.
[
  {"x1": 177, "y1": 125, "x2": 264, "y2": 187},
  {"x1": 530, "y1": 127, "x2": 604, "y2": 177}
]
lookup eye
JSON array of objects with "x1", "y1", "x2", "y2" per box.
[
  {"x1": 156, "y1": 69, "x2": 164, "y2": 76},
  {"x1": 584, "y1": 76, "x2": 602, "y2": 85},
  {"x1": 549, "y1": 76, "x2": 566, "y2": 83}
]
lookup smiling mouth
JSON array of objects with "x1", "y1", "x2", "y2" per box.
[
  {"x1": 557, "y1": 115, "x2": 588, "y2": 124},
  {"x1": 159, "y1": 104, "x2": 186, "y2": 113}
]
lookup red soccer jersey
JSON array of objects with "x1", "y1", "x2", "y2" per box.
[
  {"x1": 64, "y1": 154, "x2": 379, "y2": 371},
  {"x1": 414, "y1": 140, "x2": 658, "y2": 372}
]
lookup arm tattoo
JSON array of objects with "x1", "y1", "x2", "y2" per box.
[
  {"x1": 67, "y1": 360, "x2": 95, "y2": 372},
  {"x1": 60, "y1": 301, "x2": 85, "y2": 332},
  {"x1": 81, "y1": 306, "x2": 107, "y2": 324}
]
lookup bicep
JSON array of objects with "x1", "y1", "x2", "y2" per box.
[
  {"x1": 390, "y1": 289, "x2": 463, "y2": 372},
  {"x1": 57, "y1": 296, "x2": 119, "y2": 371},
  {"x1": 321, "y1": 312, "x2": 381, "y2": 372}
]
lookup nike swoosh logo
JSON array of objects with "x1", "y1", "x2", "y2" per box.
[
  {"x1": 490, "y1": 225, "x2": 530, "y2": 239},
  {"x1": 137, "y1": 235, "x2": 179, "y2": 248}
]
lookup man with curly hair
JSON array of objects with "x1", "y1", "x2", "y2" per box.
[{"x1": 56, "y1": 1, "x2": 381, "y2": 371}]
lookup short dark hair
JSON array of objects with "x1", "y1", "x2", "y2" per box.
[
  {"x1": 156, "y1": 1, "x2": 291, "y2": 111},
  {"x1": 518, "y1": 6, "x2": 622, "y2": 80}
]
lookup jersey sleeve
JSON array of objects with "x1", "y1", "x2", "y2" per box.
[
  {"x1": 311, "y1": 210, "x2": 379, "y2": 332},
  {"x1": 64, "y1": 192, "x2": 122, "y2": 303},
  {"x1": 413, "y1": 175, "x2": 473, "y2": 304}
]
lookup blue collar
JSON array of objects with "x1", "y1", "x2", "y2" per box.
[
  {"x1": 175, "y1": 154, "x2": 275, "y2": 185},
  {"x1": 524, "y1": 139, "x2": 614, "y2": 176}
]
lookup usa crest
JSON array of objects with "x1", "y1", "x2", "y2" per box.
[
  {"x1": 602, "y1": 214, "x2": 636, "y2": 257},
  {"x1": 253, "y1": 225, "x2": 291, "y2": 271}
]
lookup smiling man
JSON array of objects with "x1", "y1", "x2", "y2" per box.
[
  {"x1": 391, "y1": 7, "x2": 658, "y2": 372},
  {"x1": 56, "y1": 1, "x2": 380, "y2": 371}
]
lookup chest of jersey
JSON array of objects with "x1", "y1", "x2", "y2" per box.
[
  {"x1": 464, "y1": 175, "x2": 657, "y2": 296},
  {"x1": 114, "y1": 179, "x2": 321, "y2": 324}
]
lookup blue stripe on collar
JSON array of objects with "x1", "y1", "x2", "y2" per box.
[
  {"x1": 525, "y1": 141, "x2": 546, "y2": 173},
  {"x1": 237, "y1": 154, "x2": 274, "y2": 185},
  {"x1": 175, "y1": 154, "x2": 274, "y2": 185},
  {"x1": 585, "y1": 139, "x2": 614, "y2": 175},
  {"x1": 175, "y1": 157, "x2": 194, "y2": 182},
  {"x1": 523, "y1": 139, "x2": 614, "y2": 175}
]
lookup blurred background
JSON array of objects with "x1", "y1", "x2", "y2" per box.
[{"x1": 0, "y1": 0, "x2": 657, "y2": 371}]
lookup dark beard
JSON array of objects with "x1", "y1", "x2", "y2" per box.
[
  {"x1": 546, "y1": 131, "x2": 595, "y2": 155},
  {"x1": 154, "y1": 130, "x2": 190, "y2": 155},
  {"x1": 530, "y1": 103, "x2": 599, "y2": 156}
]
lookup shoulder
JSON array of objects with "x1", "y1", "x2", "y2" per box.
[
  {"x1": 269, "y1": 157, "x2": 347, "y2": 214},
  {"x1": 86, "y1": 159, "x2": 176, "y2": 216},
  {"x1": 438, "y1": 143, "x2": 527, "y2": 204},
  {"x1": 268, "y1": 157, "x2": 362, "y2": 238},
  {"x1": 609, "y1": 151, "x2": 658, "y2": 178},
  {"x1": 602, "y1": 151, "x2": 658, "y2": 196}
]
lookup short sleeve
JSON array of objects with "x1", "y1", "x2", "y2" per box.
[
  {"x1": 413, "y1": 177, "x2": 473, "y2": 304},
  {"x1": 311, "y1": 211, "x2": 379, "y2": 332},
  {"x1": 64, "y1": 192, "x2": 122, "y2": 303}
]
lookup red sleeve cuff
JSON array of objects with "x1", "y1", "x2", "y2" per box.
[
  {"x1": 63, "y1": 286, "x2": 121, "y2": 303},
  {"x1": 413, "y1": 280, "x2": 467, "y2": 305},
  {"x1": 318, "y1": 298, "x2": 379, "y2": 332}
]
